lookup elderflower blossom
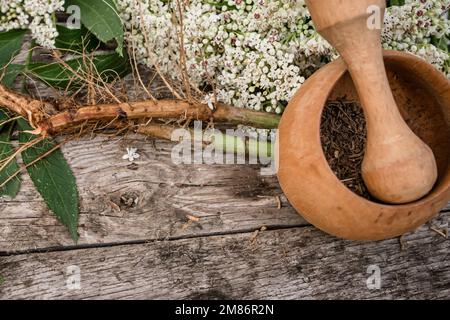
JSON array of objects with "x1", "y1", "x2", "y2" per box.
[
  {"x1": 122, "y1": 147, "x2": 140, "y2": 162},
  {"x1": 383, "y1": 0, "x2": 450, "y2": 75},
  {"x1": 117, "y1": 0, "x2": 335, "y2": 114},
  {"x1": 1, "y1": 0, "x2": 449, "y2": 112},
  {"x1": 0, "y1": 0, "x2": 64, "y2": 48},
  {"x1": 118, "y1": 0, "x2": 450, "y2": 113}
]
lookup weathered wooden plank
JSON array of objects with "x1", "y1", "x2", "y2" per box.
[
  {"x1": 0, "y1": 212, "x2": 448, "y2": 300},
  {"x1": 1, "y1": 133, "x2": 448, "y2": 253},
  {"x1": 443, "y1": 202, "x2": 450, "y2": 211},
  {"x1": 0, "y1": 134, "x2": 305, "y2": 252}
]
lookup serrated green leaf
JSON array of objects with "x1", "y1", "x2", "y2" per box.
[
  {"x1": 17, "y1": 119, "x2": 79, "y2": 242},
  {"x1": 0, "y1": 29, "x2": 27, "y2": 69},
  {"x1": 55, "y1": 24, "x2": 100, "y2": 52},
  {"x1": 65, "y1": 0, "x2": 124, "y2": 56},
  {"x1": 0, "y1": 108, "x2": 21, "y2": 198},
  {"x1": 27, "y1": 53, "x2": 130, "y2": 90}
]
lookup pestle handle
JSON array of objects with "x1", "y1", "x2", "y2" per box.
[{"x1": 305, "y1": 0, "x2": 438, "y2": 203}]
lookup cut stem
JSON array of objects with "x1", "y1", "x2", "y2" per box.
[{"x1": 135, "y1": 123, "x2": 274, "y2": 158}]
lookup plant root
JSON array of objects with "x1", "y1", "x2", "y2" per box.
[{"x1": 0, "y1": 84, "x2": 281, "y2": 137}]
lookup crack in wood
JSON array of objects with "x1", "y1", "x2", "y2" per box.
[{"x1": 0, "y1": 224, "x2": 307, "y2": 257}]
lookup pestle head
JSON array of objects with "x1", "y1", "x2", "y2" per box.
[{"x1": 362, "y1": 131, "x2": 438, "y2": 204}]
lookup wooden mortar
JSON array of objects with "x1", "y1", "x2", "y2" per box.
[
  {"x1": 305, "y1": 0, "x2": 438, "y2": 204},
  {"x1": 277, "y1": 51, "x2": 450, "y2": 240}
]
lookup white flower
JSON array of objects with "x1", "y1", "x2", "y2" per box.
[
  {"x1": 116, "y1": 0, "x2": 449, "y2": 113},
  {"x1": 2, "y1": 0, "x2": 449, "y2": 112},
  {"x1": 0, "y1": 0, "x2": 64, "y2": 48},
  {"x1": 203, "y1": 93, "x2": 215, "y2": 110},
  {"x1": 122, "y1": 147, "x2": 140, "y2": 162}
]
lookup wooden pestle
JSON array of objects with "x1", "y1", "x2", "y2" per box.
[{"x1": 305, "y1": 0, "x2": 437, "y2": 204}]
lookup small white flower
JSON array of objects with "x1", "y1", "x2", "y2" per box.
[
  {"x1": 203, "y1": 93, "x2": 215, "y2": 110},
  {"x1": 122, "y1": 147, "x2": 140, "y2": 162}
]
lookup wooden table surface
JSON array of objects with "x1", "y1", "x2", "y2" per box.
[
  {"x1": 0, "y1": 134, "x2": 449, "y2": 299},
  {"x1": 0, "y1": 42, "x2": 449, "y2": 299}
]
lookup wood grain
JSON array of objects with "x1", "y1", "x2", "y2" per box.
[
  {"x1": 0, "y1": 214, "x2": 449, "y2": 300},
  {"x1": 1, "y1": 42, "x2": 448, "y2": 299},
  {"x1": 0, "y1": 135, "x2": 305, "y2": 253}
]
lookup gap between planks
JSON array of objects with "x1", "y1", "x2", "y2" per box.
[{"x1": 0, "y1": 223, "x2": 307, "y2": 257}]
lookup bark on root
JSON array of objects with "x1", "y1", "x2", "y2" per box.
[{"x1": 0, "y1": 84, "x2": 280, "y2": 136}]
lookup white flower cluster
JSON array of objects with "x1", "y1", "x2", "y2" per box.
[
  {"x1": 383, "y1": 0, "x2": 450, "y2": 76},
  {"x1": 117, "y1": 0, "x2": 335, "y2": 113},
  {"x1": 117, "y1": 0, "x2": 449, "y2": 113},
  {"x1": 0, "y1": 0, "x2": 64, "y2": 48},
  {"x1": 1, "y1": 0, "x2": 449, "y2": 113}
]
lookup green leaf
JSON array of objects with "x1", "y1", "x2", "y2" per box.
[
  {"x1": 0, "y1": 63, "x2": 24, "y2": 199},
  {"x1": 27, "y1": 53, "x2": 130, "y2": 89},
  {"x1": 0, "y1": 29, "x2": 27, "y2": 69},
  {"x1": 431, "y1": 36, "x2": 449, "y2": 52},
  {"x1": 1, "y1": 64, "x2": 24, "y2": 88},
  {"x1": 55, "y1": 24, "x2": 100, "y2": 52},
  {"x1": 17, "y1": 119, "x2": 79, "y2": 241},
  {"x1": 388, "y1": 0, "x2": 405, "y2": 6},
  {"x1": 65, "y1": 0, "x2": 124, "y2": 56},
  {"x1": 0, "y1": 275, "x2": 4, "y2": 286},
  {"x1": 0, "y1": 109, "x2": 21, "y2": 198}
]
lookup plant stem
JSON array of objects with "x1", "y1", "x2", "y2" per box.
[
  {"x1": 213, "y1": 104, "x2": 281, "y2": 128},
  {"x1": 135, "y1": 123, "x2": 274, "y2": 158},
  {"x1": 0, "y1": 83, "x2": 278, "y2": 159},
  {"x1": 0, "y1": 84, "x2": 281, "y2": 135},
  {"x1": 40, "y1": 100, "x2": 280, "y2": 133}
]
